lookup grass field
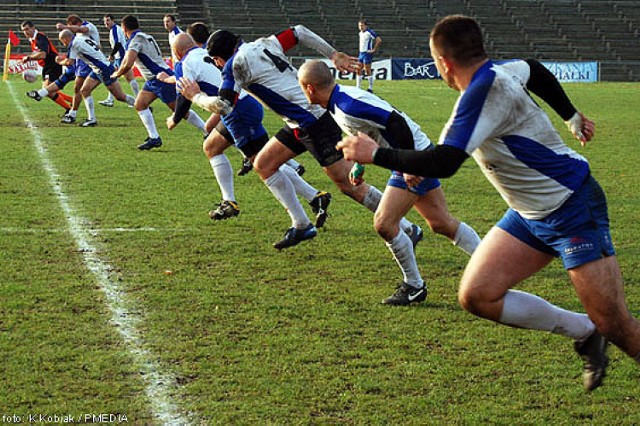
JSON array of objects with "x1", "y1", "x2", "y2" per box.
[{"x1": 1, "y1": 75, "x2": 639, "y2": 424}]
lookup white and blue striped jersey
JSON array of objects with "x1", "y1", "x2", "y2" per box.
[
  {"x1": 174, "y1": 46, "x2": 221, "y2": 96},
  {"x1": 126, "y1": 30, "x2": 172, "y2": 81},
  {"x1": 68, "y1": 35, "x2": 111, "y2": 75},
  {"x1": 81, "y1": 20, "x2": 101, "y2": 48},
  {"x1": 439, "y1": 59, "x2": 590, "y2": 219},
  {"x1": 359, "y1": 28, "x2": 378, "y2": 53},
  {"x1": 220, "y1": 35, "x2": 326, "y2": 129},
  {"x1": 168, "y1": 26, "x2": 182, "y2": 65},
  {"x1": 108, "y1": 24, "x2": 126, "y2": 60},
  {"x1": 327, "y1": 84, "x2": 432, "y2": 150}
]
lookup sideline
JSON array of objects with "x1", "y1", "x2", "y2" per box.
[{"x1": 7, "y1": 82, "x2": 192, "y2": 425}]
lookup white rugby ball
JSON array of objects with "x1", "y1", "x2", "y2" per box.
[{"x1": 22, "y1": 69, "x2": 38, "y2": 83}]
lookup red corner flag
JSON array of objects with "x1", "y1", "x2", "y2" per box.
[{"x1": 8, "y1": 30, "x2": 19, "y2": 46}]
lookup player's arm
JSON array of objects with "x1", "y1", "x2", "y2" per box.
[
  {"x1": 108, "y1": 42, "x2": 122, "y2": 61},
  {"x1": 337, "y1": 133, "x2": 468, "y2": 178},
  {"x1": 178, "y1": 77, "x2": 235, "y2": 115},
  {"x1": 56, "y1": 23, "x2": 88, "y2": 35},
  {"x1": 23, "y1": 51, "x2": 45, "y2": 62},
  {"x1": 112, "y1": 49, "x2": 137, "y2": 78},
  {"x1": 372, "y1": 35, "x2": 382, "y2": 53},
  {"x1": 524, "y1": 59, "x2": 594, "y2": 144},
  {"x1": 278, "y1": 25, "x2": 358, "y2": 73}
]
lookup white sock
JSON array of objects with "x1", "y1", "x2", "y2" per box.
[
  {"x1": 453, "y1": 222, "x2": 481, "y2": 255},
  {"x1": 499, "y1": 290, "x2": 595, "y2": 340},
  {"x1": 356, "y1": 75, "x2": 362, "y2": 89},
  {"x1": 264, "y1": 171, "x2": 311, "y2": 229},
  {"x1": 84, "y1": 95, "x2": 95, "y2": 120},
  {"x1": 280, "y1": 164, "x2": 317, "y2": 202},
  {"x1": 129, "y1": 79, "x2": 140, "y2": 96},
  {"x1": 37, "y1": 88, "x2": 49, "y2": 97},
  {"x1": 186, "y1": 109, "x2": 207, "y2": 136},
  {"x1": 362, "y1": 185, "x2": 382, "y2": 212},
  {"x1": 210, "y1": 154, "x2": 235, "y2": 201},
  {"x1": 368, "y1": 76, "x2": 374, "y2": 90},
  {"x1": 123, "y1": 94, "x2": 135, "y2": 107},
  {"x1": 106, "y1": 92, "x2": 114, "y2": 102},
  {"x1": 138, "y1": 108, "x2": 159, "y2": 138},
  {"x1": 285, "y1": 158, "x2": 301, "y2": 170},
  {"x1": 68, "y1": 109, "x2": 77, "y2": 118},
  {"x1": 386, "y1": 230, "x2": 423, "y2": 288}
]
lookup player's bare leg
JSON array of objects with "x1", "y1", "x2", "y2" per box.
[{"x1": 459, "y1": 227, "x2": 608, "y2": 390}]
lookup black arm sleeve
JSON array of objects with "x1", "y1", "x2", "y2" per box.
[
  {"x1": 373, "y1": 144, "x2": 469, "y2": 178},
  {"x1": 109, "y1": 42, "x2": 122, "y2": 59},
  {"x1": 219, "y1": 88, "x2": 239, "y2": 106},
  {"x1": 525, "y1": 59, "x2": 576, "y2": 121},
  {"x1": 385, "y1": 111, "x2": 415, "y2": 150},
  {"x1": 173, "y1": 95, "x2": 192, "y2": 124}
]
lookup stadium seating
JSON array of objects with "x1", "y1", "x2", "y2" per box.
[{"x1": 3, "y1": 0, "x2": 638, "y2": 80}]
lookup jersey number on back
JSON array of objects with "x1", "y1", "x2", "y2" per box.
[{"x1": 263, "y1": 49, "x2": 293, "y2": 72}]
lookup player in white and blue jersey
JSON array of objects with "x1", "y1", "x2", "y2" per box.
[
  {"x1": 113, "y1": 15, "x2": 206, "y2": 150},
  {"x1": 339, "y1": 15, "x2": 640, "y2": 391},
  {"x1": 179, "y1": 26, "x2": 421, "y2": 250},
  {"x1": 299, "y1": 59, "x2": 481, "y2": 305},
  {"x1": 357, "y1": 19, "x2": 381, "y2": 92},
  {"x1": 100, "y1": 14, "x2": 140, "y2": 107},
  {"x1": 56, "y1": 14, "x2": 101, "y2": 124},
  {"x1": 169, "y1": 33, "x2": 328, "y2": 224},
  {"x1": 163, "y1": 14, "x2": 182, "y2": 67},
  {"x1": 56, "y1": 30, "x2": 135, "y2": 127}
]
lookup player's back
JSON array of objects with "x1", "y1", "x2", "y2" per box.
[
  {"x1": 127, "y1": 31, "x2": 170, "y2": 80},
  {"x1": 82, "y1": 21, "x2": 101, "y2": 48},
  {"x1": 230, "y1": 37, "x2": 325, "y2": 128},
  {"x1": 179, "y1": 47, "x2": 222, "y2": 96},
  {"x1": 70, "y1": 34, "x2": 110, "y2": 73}
]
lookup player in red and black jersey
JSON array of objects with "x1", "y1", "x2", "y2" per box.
[{"x1": 20, "y1": 20, "x2": 72, "y2": 111}]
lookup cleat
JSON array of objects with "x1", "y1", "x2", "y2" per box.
[
  {"x1": 137, "y1": 136, "x2": 162, "y2": 150},
  {"x1": 237, "y1": 157, "x2": 253, "y2": 176},
  {"x1": 60, "y1": 108, "x2": 70, "y2": 118},
  {"x1": 408, "y1": 224, "x2": 424, "y2": 249},
  {"x1": 383, "y1": 282, "x2": 427, "y2": 306},
  {"x1": 79, "y1": 118, "x2": 97, "y2": 127},
  {"x1": 310, "y1": 191, "x2": 331, "y2": 228},
  {"x1": 99, "y1": 99, "x2": 114, "y2": 107},
  {"x1": 26, "y1": 90, "x2": 43, "y2": 101},
  {"x1": 574, "y1": 330, "x2": 609, "y2": 391},
  {"x1": 60, "y1": 114, "x2": 76, "y2": 124},
  {"x1": 367, "y1": 88, "x2": 373, "y2": 93},
  {"x1": 295, "y1": 164, "x2": 306, "y2": 176},
  {"x1": 273, "y1": 223, "x2": 317, "y2": 250},
  {"x1": 209, "y1": 200, "x2": 240, "y2": 220}
]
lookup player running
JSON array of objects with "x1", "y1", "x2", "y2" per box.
[
  {"x1": 112, "y1": 15, "x2": 206, "y2": 150},
  {"x1": 178, "y1": 26, "x2": 422, "y2": 250},
  {"x1": 20, "y1": 20, "x2": 72, "y2": 113},
  {"x1": 299, "y1": 59, "x2": 481, "y2": 305}
]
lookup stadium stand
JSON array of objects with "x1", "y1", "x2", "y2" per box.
[{"x1": 2, "y1": 0, "x2": 639, "y2": 80}]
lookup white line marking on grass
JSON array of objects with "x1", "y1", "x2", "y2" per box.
[
  {"x1": 8, "y1": 83, "x2": 191, "y2": 425},
  {"x1": 0, "y1": 226, "x2": 198, "y2": 234}
]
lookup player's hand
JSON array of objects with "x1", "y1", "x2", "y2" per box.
[
  {"x1": 108, "y1": 55, "x2": 114, "y2": 62},
  {"x1": 177, "y1": 77, "x2": 200, "y2": 101},
  {"x1": 166, "y1": 115, "x2": 177, "y2": 130},
  {"x1": 157, "y1": 71, "x2": 170, "y2": 83},
  {"x1": 330, "y1": 51, "x2": 360, "y2": 73},
  {"x1": 403, "y1": 173, "x2": 423, "y2": 188},
  {"x1": 349, "y1": 162, "x2": 365, "y2": 186},
  {"x1": 55, "y1": 23, "x2": 65, "y2": 31},
  {"x1": 336, "y1": 132, "x2": 379, "y2": 164},
  {"x1": 565, "y1": 111, "x2": 595, "y2": 147},
  {"x1": 110, "y1": 71, "x2": 120, "y2": 80}
]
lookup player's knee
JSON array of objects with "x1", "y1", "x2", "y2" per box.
[
  {"x1": 373, "y1": 212, "x2": 396, "y2": 240},
  {"x1": 457, "y1": 284, "x2": 483, "y2": 316}
]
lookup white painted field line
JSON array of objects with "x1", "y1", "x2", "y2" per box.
[
  {"x1": 8, "y1": 83, "x2": 191, "y2": 425},
  {"x1": 0, "y1": 226, "x2": 197, "y2": 234}
]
